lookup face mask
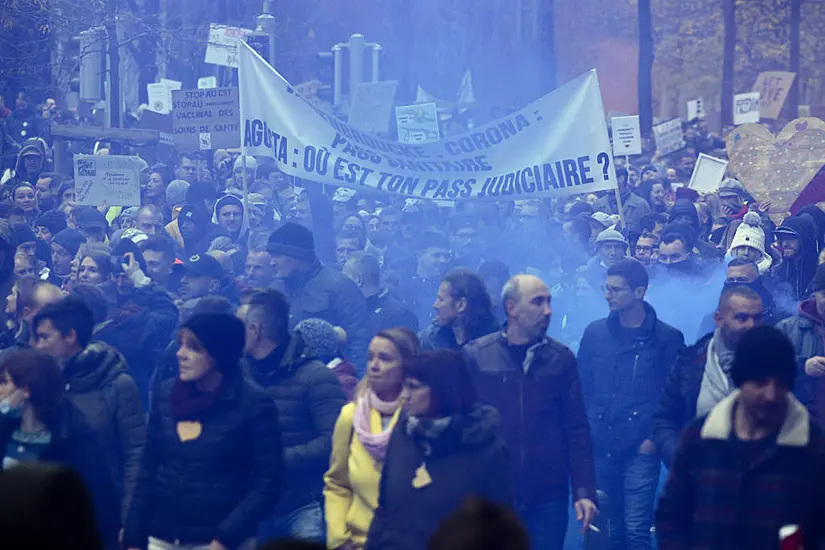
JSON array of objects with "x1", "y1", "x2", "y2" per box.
[{"x1": 663, "y1": 259, "x2": 694, "y2": 275}]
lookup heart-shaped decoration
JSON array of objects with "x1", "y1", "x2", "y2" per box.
[
  {"x1": 176, "y1": 420, "x2": 203, "y2": 442},
  {"x1": 796, "y1": 121, "x2": 809, "y2": 132},
  {"x1": 726, "y1": 117, "x2": 825, "y2": 220}
]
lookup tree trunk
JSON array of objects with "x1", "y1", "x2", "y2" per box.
[
  {"x1": 721, "y1": 0, "x2": 736, "y2": 127},
  {"x1": 786, "y1": 0, "x2": 801, "y2": 120},
  {"x1": 638, "y1": 0, "x2": 653, "y2": 134},
  {"x1": 539, "y1": 0, "x2": 557, "y2": 91}
]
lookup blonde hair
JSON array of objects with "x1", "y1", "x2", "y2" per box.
[{"x1": 353, "y1": 327, "x2": 420, "y2": 401}]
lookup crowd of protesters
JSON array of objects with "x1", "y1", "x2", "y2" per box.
[{"x1": 0, "y1": 90, "x2": 825, "y2": 550}]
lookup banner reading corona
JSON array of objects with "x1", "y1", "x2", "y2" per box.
[{"x1": 238, "y1": 43, "x2": 617, "y2": 201}]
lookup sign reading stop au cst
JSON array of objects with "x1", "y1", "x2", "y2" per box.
[{"x1": 172, "y1": 87, "x2": 240, "y2": 151}]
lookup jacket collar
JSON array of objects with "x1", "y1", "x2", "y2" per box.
[
  {"x1": 700, "y1": 389, "x2": 810, "y2": 447},
  {"x1": 606, "y1": 301, "x2": 658, "y2": 338}
]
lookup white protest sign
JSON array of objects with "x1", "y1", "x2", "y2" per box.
[
  {"x1": 687, "y1": 98, "x2": 704, "y2": 121},
  {"x1": 611, "y1": 115, "x2": 641, "y2": 156},
  {"x1": 396, "y1": 103, "x2": 440, "y2": 144},
  {"x1": 198, "y1": 76, "x2": 218, "y2": 89},
  {"x1": 652, "y1": 117, "x2": 685, "y2": 156},
  {"x1": 146, "y1": 83, "x2": 171, "y2": 114},
  {"x1": 348, "y1": 81, "x2": 398, "y2": 134},
  {"x1": 205, "y1": 24, "x2": 252, "y2": 68},
  {"x1": 238, "y1": 42, "x2": 617, "y2": 201},
  {"x1": 73, "y1": 155, "x2": 142, "y2": 206},
  {"x1": 734, "y1": 92, "x2": 760, "y2": 125},
  {"x1": 161, "y1": 78, "x2": 182, "y2": 92},
  {"x1": 688, "y1": 153, "x2": 728, "y2": 193}
]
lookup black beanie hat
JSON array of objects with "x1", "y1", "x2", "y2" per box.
[
  {"x1": 180, "y1": 313, "x2": 246, "y2": 372},
  {"x1": 267, "y1": 222, "x2": 316, "y2": 261},
  {"x1": 51, "y1": 229, "x2": 86, "y2": 258},
  {"x1": 34, "y1": 210, "x2": 68, "y2": 236},
  {"x1": 731, "y1": 325, "x2": 796, "y2": 390}
]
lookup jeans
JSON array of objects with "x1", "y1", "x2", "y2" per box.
[
  {"x1": 258, "y1": 501, "x2": 325, "y2": 545},
  {"x1": 519, "y1": 499, "x2": 569, "y2": 550},
  {"x1": 595, "y1": 452, "x2": 660, "y2": 550}
]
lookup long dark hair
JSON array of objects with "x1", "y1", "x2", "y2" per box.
[
  {"x1": 403, "y1": 350, "x2": 478, "y2": 417},
  {"x1": 442, "y1": 268, "x2": 497, "y2": 336},
  {"x1": 2, "y1": 349, "x2": 65, "y2": 425}
]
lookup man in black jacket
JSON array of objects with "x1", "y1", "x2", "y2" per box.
[
  {"x1": 32, "y1": 296, "x2": 146, "y2": 529},
  {"x1": 464, "y1": 274, "x2": 597, "y2": 550},
  {"x1": 578, "y1": 259, "x2": 684, "y2": 550},
  {"x1": 268, "y1": 222, "x2": 369, "y2": 369},
  {"x1": 342, "y1": 251, "x2": 419, "y2": 337},
  {"x1": 652, "y1": 285, "x2": 764, "y2": 467},
  {"x1": 241, "y1": 289, "x2": 346, "y2": 542}
]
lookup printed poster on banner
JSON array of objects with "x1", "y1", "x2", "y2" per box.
[
  {"x1": 611, "y1": 116, "x2": 641, "y2": 156},
  {"x1": 688, "y1": 153, "x2": 728, "y2": 193},
  {"x1": 348, "y1": 81, "x2": 398, "y2": 135},
  {"x1": 205, "y1": 24, "x2": 252, "y2": 68},
  {"x1": 73, "y1": 155, "x2": 142, "y2": 207},
  {"x1": 396, "y1": 103, "x2": 440, "y2": 144},
  {"x1": 687, "y1": 98, "x2": 705, "y2": 121},
  {"x1": 653, "y1": 118, "x2": 685, "y2": 156},
  {"x1": 237, "y1": 42, "x2": 617, "y2": 201},
  {"x1": 734, "y1": 92, "x2": 760, "y2": 125},
  {"x1": 172, "y1": 88, "x2": 240, "y2": 150},
  {"x1": 753, "y1": 71, "x2": 795, "y2": 120},
  {"x1": 147, "y1": 83, "x2": 171, "y2": 114}
]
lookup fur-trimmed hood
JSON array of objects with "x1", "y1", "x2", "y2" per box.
[{"x1": 701, "y1": 389, "x2": 810, "y2": 447}]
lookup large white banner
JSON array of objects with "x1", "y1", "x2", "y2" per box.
[{"x1": 238, "y1": 43, "x2": 617, "y2": 201}]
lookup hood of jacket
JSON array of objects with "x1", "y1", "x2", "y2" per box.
[
  {"x1": 778, "y1": 216, "x2": 819, "y2": 260},
  {"x1": 63, "y1": 341, "x2": 128, "y2": 392},
  {"x1": 211, "y1": 194, "x2": 249, "y2": 243},
  {"x1": 13, "y1": 138, "x2": 46, "y2": 179},
  {"x1": 798, "y1": 298, "x2": 825, "y2": 327},
  {"x1": 669, "y1": 199, "x2": 700, "y2": 231}
]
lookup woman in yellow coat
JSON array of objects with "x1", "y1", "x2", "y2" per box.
[{"x1": 324, "y1": 327, "x2": 420, "y2": 550}]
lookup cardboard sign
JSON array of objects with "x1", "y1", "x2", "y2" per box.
[
  {"x1": 348, "y1": 81, "x2": 398, "y2": 134},
  {"x1": 172, "y1": 87, "x2": 240, "y2": 150},
  {"x1": 652, "y1": 117, "x2": 685, "y2": 156},
  {"x1": 198, "y1": 76, "x2": 218, "y2": 89},
  {"x1": 73, "y1": 155, "x2": 142, "y2": 206},
  {"x1": 146, "y1": 83, "x2": 171, "y2": 114},
  {"x1": 161, "y1": 78, "x2": 182, "y2": 92},
  {"x1": 205, "y1": 24, "x2": 252, "y2": 68},
  {"x1": 395, "y1": 103, "x2": 440, "y2": 144},
  {"x1": 734, "y1": 92, "x2": 761, "y2": 125},
  {"x1": 687, "y1": 98, "x2": 705, "y2": 121},
  {"x1": 753, "y1": 71, "x2": 796, "y2": 120},
  {"x1": 611, "y1": 115, "x2": 641, "y2": 156},
  {"x1": 688, "y1": 153, "x2": 728, "y2": 193}
]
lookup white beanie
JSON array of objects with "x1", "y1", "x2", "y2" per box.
[{"x1": 728, "y1": 211, "x2": 772, "y2": 273}]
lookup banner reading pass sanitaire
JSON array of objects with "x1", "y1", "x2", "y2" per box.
[{"x1": 238, "y1": 43, "x2": 617, "y2": 200}]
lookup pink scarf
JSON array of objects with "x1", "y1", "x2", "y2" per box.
[{"x1": 353, "y1": 390, "x2": 399, "y2": 463}]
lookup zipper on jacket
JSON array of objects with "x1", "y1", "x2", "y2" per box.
[
  {"x1": 632, "y1": 354, "x2": 639, "y2": 384},
  {"x1": 519, "y1": 376, "x2": 526, "y2": 475}
]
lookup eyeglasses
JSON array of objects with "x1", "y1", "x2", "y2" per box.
[{"x1": 601, "y1": 285, "x2": 629, "y2": 296}]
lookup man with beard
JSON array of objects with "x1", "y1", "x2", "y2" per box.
[
  {"x1": 656, "y1": 326, "x2": 825, "y2": 550},
  {"x1": 776, "y1": 263, "x2": 825, "y2": 425},
  {"x1": 464, "y1": 274, "x2": 597, "y2": 549},
  {"x1": 653, "y1": 286, "x2": 765, "y2": 467},
  {"x1": 242, "y1": 248, "x2": 275, "y2": 290},
  {"x1": 176, "y1": 253, "x2": 223, "y2": 321},
  {"x1": 696, "y1": 258, "x2": 790, "y2": 338},
  {"x1": 772, "y1": 215, "x2": 819, "y2": 304},
  {"x1": 449, "y1": 215, "x2": 485, "y2": 270}
]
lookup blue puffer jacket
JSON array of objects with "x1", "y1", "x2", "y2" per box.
[{"x1": 578, "y1": 302, "x2": 685, "y2": 457}]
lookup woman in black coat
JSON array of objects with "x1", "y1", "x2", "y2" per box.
[
  {"x1": 365, "y1": 349, "x2": 513, "y2": 550},
  {"x1": 124, "y1": 313, "x2": 284, "y2": 550},
  {"x1": 0, "y1": 348, "x2": 120, "y2": 549}
]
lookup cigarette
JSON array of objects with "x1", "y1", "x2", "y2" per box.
[{"x1": 588, "y1": 524, "x2": 601, "y2": 533}]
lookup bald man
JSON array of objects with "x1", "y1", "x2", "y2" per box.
[
  {"x1": 463, "y1": 274, "x2": 598, "y2": 550},
  {"x1": 4, "y1": 279, "x2": 62, "y2": 353}
]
